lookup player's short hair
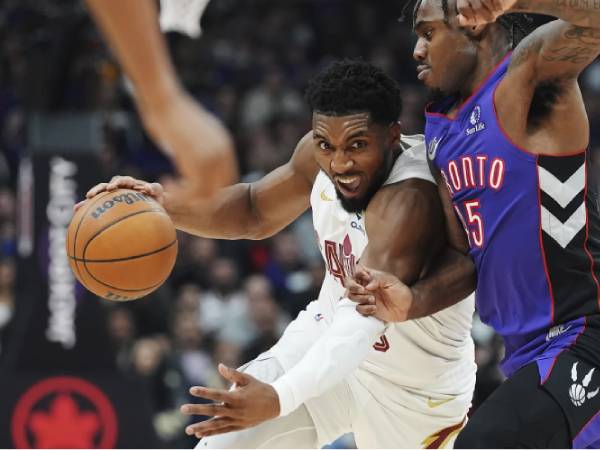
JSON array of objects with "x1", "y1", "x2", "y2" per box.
[
  {"x1": 305, "y1": 60, "x2": 403, "y2": 125},
  {"x1": 410, "y1": 0, "x2": 535, "y2": 49}
]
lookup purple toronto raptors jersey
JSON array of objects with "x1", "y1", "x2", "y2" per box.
[{"x1": 425, "y1": 53, "x2": 600, "y2": 378}]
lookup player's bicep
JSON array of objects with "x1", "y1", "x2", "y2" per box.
[
  {"x1": 361, "y1": 179, "x2": 444, "y2": 284},
  {"x1": 509, "y1": 20, "x2": 600, "y2": 82}
]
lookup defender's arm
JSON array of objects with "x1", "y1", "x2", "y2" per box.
[
  {"x1": 349, "y1": 174, "x2": 475, "y2": 322},
  {"x1": 85, "y1": 0, "x2": 237, "y2": 194}
]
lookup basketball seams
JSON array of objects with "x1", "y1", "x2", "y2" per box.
[
  {"x1": 82, "y1": 244, "x2": 177, "y2": 293},
  {"x1": 81, "y1": 209, "x2": 174, "y2": 293},
  {"x1": 82, "y1": 208, "x2": 170, "y2": 261},
  {"x1": 69, "y1": 238, "x2": 177, "y2": 263}
]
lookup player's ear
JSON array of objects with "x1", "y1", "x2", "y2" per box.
[
  {"x1": 389, "y1": 121, "x2": 402, "y2": 148},
  {"x1": 465, "y1": 23, "x2": 488, "y2": 39}
]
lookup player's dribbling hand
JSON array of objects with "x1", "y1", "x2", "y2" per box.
[
  {"x1": 456, "y1": 0, "x2": 518, "y2": 26},
  {"x1": 74, "y1": 175, "x2": 165, "y2": 211},
  {"x1": 180, "y1": 363, "x2": 280, "y2": 439},
  {"x1": 345, "y1": 265, "x2": 414, "y2": 322}
]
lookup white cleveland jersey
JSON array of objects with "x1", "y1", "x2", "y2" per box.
[{"x1": 310, "y1": 134, "x2": 476, "y2": 396}]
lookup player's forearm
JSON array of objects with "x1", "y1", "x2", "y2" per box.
[
  {"x1": 138, "y1": 93, "x2": 238, "y2": 195},
  {"x1": 163, "y1": 183, "x2": 264, "y2": 240},
  {"x1": 86, "y1": 0, "x2": 238, "y2": 193},
  {"x1": 85, "y1": 0, "x2": 180, "y2": 98},
  {"x1": 407, "y1": 247, "x2": 476, "y2": 320},
  {"x1": 511, "y1": 0, "x2": 600, "y2": 28},
  {"x1": 271, "y1": 300, "x2": 386, "y2": 416}
]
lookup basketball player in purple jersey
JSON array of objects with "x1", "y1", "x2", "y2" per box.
[{"x1": 350, "y1": 0, "x2": 600, "y2": 446}]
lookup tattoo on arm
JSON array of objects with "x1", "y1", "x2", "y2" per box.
[
  {"x1": 563, "y1": 25, "x2": 600, "y2": 44},
  {"x1": 542, "y1": 44, "x2": 595, "y2": 62},
  {"x1": 513, "y1": 0, "x2": 600, "y2": 27},
  {"x1": 543, "y1": 25, "x2": 600, "y2": 65},
  {"x1": 510, "y1": 35, "x2": 543, "y2": 69}
]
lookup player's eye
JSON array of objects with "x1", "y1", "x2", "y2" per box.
[
  {"x1": 424, "y1": 29, "x2": 433, "y2": 39},
  {"x1": 319, "y1": 141, "x2": 332, "y2": 151},
  {"x1": 350, "y1": 141, "x2": 367, "y2": 150}
]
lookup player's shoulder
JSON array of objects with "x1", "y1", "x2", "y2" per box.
[
  {"x1": 385, "y1": 134, "x2": 434, "y2": 186},
  {"x1": 399, "y1": 133, "x2": 425, "y2": 151}
]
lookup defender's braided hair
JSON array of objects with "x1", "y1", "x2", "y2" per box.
[{"x1": 406, "y1": 0, "x2": 534, "y2": 49}]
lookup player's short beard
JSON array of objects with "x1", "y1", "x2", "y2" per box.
[{"x1": 335, "y1": 159, "x2": 390, "y2": 213}]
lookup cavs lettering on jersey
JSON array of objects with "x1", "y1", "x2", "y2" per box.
[
  {"x1": 426, "y1": 53, "x2": 600, "y2": 378},
  {"x1": 310, "y1": 134, "x2": 476, "y2": 394}
]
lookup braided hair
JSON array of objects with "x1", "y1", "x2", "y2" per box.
[
  {"x1": 408, "y1": 0, "x2": 534, "y2": 49},
  {"x1": 496, "y1": 14, "x2": 535, "y2": 48}
]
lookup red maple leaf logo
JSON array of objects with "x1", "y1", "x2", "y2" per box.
[{"x1": 29, "y1": 393, "x2": 100, "y2": 448}]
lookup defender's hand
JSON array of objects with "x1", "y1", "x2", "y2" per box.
[
  {"x1": 75, "y1": 176, "x2": 164, "y2": 211},
  {"x1": 345, "y1": 266, "x2": 414, "y2": 322},
  {"x1": 456, "y1": 0, "x2": 518, "y2": 26},
  {"x1": 180, "y1": 364, "x2": 280, "y2": 439}
]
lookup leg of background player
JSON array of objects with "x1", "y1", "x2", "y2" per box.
[{"x1": 455, "y1": 363, "x2": 571, "y2": 448}]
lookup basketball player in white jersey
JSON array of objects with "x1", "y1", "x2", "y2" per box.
[
  {"x1": 84, "y1": 61, "x2": 476, "y2": 448},
  {"x1": 83, "y1": 0, "x2": 237, "y2": 196}
]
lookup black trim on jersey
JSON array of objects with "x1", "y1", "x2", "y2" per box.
[
  {"x1": 538, "y1": 152, "x2": 600, "y2": 324},
  {"x1": 541, "y1": 190, "x2": 585, "y2": 223}
]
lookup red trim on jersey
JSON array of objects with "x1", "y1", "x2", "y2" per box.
[
  {"x1": 582, "y1": 157, "x2": 600, "y2": 310},
  {"x1": 536, "y1": 155, "x2": 556, "y2": 325},
  {"x1": 425, "y1": 52, "x2": 513, "y2": 121}
]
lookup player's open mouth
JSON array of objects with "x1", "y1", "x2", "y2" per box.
[{"x1": 335, "y1": 175, "x2": 361, "y2": 197}]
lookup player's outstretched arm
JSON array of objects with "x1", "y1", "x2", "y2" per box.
[
  {"x1": 80, "y1": 133, "x2": 318, "y2": 240},
  {"x1": 457, "y1": 0, "x2": 600, "y2": 154},
  {"x1": 85, "y1": 0, "x2": 237, "y2": 195}
]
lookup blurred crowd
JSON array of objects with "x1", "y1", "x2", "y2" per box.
[{"x1": 1, "y1": 0, "x2": 599, "y2": 447}]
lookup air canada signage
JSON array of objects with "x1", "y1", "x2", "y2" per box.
[
  {"x1": 0, "y1": 371, "x2": 157, "y2": 448},
  {"x1": 11, "y1": 376, "x2": 118, "y2": 448}
]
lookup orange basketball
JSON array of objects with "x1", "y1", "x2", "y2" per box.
[{"x1": 66, "y1": 188, "x2": 178, "y2": 301}]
